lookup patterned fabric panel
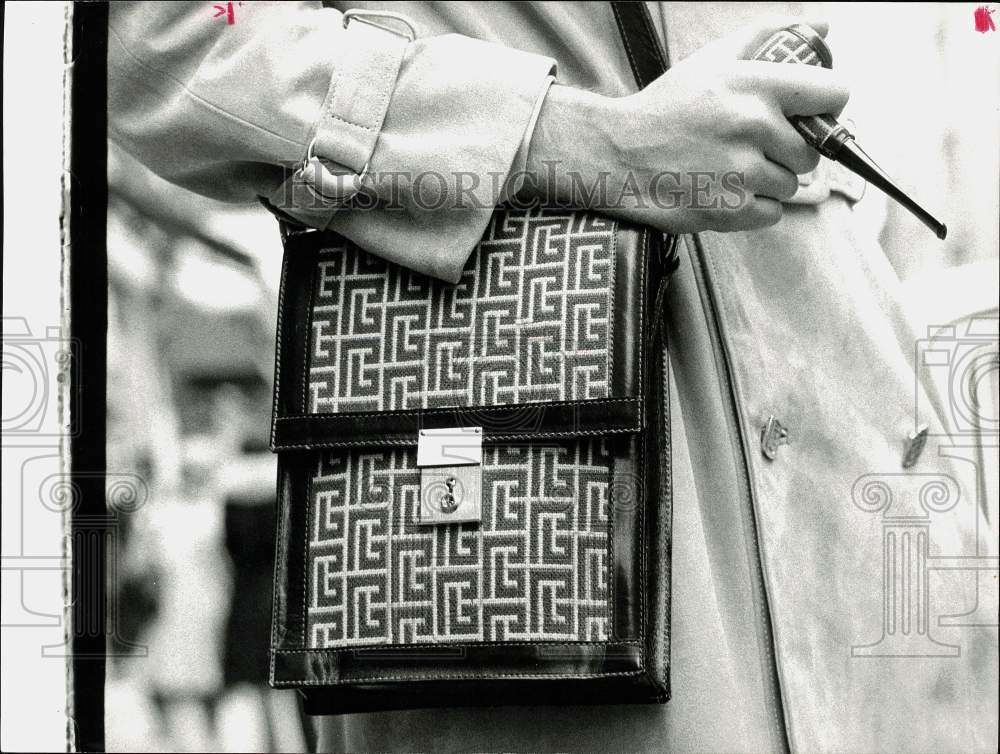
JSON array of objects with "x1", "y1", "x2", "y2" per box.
[
  {"x1": 308, "y1": 211, "x2": 615, "y2": 413},
  {"x1": 753, "y1": 30, "x2": 826, "y2": 66},
  {"x1": 307, "y1": 440, "x2": 612, "y2": 647}
]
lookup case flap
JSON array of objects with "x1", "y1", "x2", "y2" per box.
[{"x1": 270, "y1": 209, "x2": 657, "y2": 451}]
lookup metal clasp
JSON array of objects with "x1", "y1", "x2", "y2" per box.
[
  {"x1": 342, "y1": 9, "x2": 417, "y2": 41},
  {"x1": 295, "y1": 137, "x2": 369, "y2": 208},
  {"x1": 760, "y1": 416, "x2": 790, "y2": 461},
  {"x1": 295, "y1": 10, "x2": 415, "y2": 207},
  {"x1": 416, "y1": 427, "x2": 482, "y2": 525}
]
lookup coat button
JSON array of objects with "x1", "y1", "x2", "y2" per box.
[
  {"x1": 760, "y1": 416, "x2": 790, "y2": 460},
  {"x1": 902, "y1": 424, "x2": 929, "y2": 468}
]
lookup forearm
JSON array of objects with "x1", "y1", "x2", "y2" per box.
[{"x1": 109, "y1": 2, "x2": 557, "y2": 282}]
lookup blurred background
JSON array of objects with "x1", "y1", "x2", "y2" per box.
[
  {"x1": 103, "y1": 4, "x2": 998, "y2": 752},
  {"x1": 104, "y1": 141, "x2": 310, "y2": 752}
]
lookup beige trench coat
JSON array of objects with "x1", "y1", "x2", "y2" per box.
[{"x1": 108, "y1": 2, "x2": 998, "y2": 751}]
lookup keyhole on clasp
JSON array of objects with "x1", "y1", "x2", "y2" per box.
[{"x1": 438, "y1": 477, "x2": 459, "y2": 513}]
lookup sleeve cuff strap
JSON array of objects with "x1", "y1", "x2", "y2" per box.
[{"x1": 311, "y1": 14, "x2": 410, "y2": 175}]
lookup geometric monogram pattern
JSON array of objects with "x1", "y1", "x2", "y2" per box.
[
  {"x1": 308, "y1": 210, "x2": 615, "y2": 412},
  {"x1": 752, "y1": 31, "x2": 825, "y2": 66},
  {"x1": 307, "y1": 439, "x2": 612, "y2": 647}
]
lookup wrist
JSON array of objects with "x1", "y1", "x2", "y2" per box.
[{"x1": 523, "y1": 84, "x2": 620, "y2": 207}]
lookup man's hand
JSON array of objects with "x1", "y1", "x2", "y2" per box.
[{"x1": 523, "y1": 17, "x2": 850, "y2": 233}]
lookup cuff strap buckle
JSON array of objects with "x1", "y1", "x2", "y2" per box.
[{"x1": 342, "y1": 9, "x2": 416, "y2": 42}]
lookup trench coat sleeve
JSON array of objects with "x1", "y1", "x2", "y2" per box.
[{"x1": 107, "y1": 1, "x2": 557, "y2": 282}]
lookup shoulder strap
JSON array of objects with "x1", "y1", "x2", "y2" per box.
[{"x1": 610, "y1": 1, "x2": 670, "y2": 87}]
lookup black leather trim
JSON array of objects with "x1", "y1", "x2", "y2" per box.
[
  {"x1": 611, "y1": 225, "x2": 644, "y2": 398},
  {"x1": 613, "y1": 3, "x2": 672, "y2": 697},
  {"x1": 299, "y1": 674, "x2": 666, "y2": 715},
  {"x1": 607, "y1": 0, "x2": 673, "y2": 701},
  {"x1": 272, "y1": 641, "x2": 644, "y2": 687},
  {"x1": 270, "y1": 454, "x2": 311, "y2": 655},
  {"x1": 611, "y1": 437, "x2": 640, "y2": 640},
  {"x1": 271, "y1": 398, "x2": 643, "y2": 450},
  {"x1": 271, "y1": 237, "x2": 316, "y2": 438}
]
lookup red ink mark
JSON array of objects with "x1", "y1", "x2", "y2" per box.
[
  {"x1": 974, "y1": 5, "x2": 996, "y2": 33},
  {"x1": 213, "y1": 1, "x2": 236, "y2": 25}
]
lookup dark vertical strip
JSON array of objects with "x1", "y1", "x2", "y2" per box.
[
  {"x1": 609, "y1": 1, "x2": 669, "y2": 90},
  {"x1": 69, "y1": 2, "x2": 108, "y2": 751}
]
